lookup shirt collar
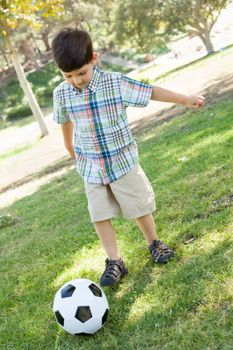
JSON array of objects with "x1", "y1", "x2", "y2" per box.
[{"x1": 87, "y1": 65, "x2": 101, "y2": 93}]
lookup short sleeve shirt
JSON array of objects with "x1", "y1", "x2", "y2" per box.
[{"x1": 53, "y1": 66, "x2": 152, "y2": 184}]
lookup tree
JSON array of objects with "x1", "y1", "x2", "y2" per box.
[
  {"x1": 115, "y1": 0, "x2": 167, "y2": 53},
  {"x1": 0, "y1": 0, "x2": 64, "y2": 136},
  {"x1": 86, "y1": 0, "x2": 119, "y2": 52},
  {"x1": 114, "y1": 0, "x2": 231, "y2": 55},
  {"x1": 162, "y1": 0, "x2": 231, "y2": 54}
]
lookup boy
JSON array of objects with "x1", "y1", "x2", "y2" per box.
[{"x1": 52, "y1": 28, "x2": 205, "y2": 287}]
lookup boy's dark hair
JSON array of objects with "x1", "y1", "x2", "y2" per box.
[{"x1": 51, "y1": 28, "x2": 93, "y2": 72}]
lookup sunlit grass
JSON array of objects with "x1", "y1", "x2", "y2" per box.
[
  {"x1": 0, "y1": 144, "x2": 34, "y2": 162},
  {"x1": 0, "y1": 98, "x2": 233, "y2": 349}
]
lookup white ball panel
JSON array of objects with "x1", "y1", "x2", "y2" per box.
[
  {"x1": 64, "y1": 318, "x2": 83, "y2": 335},
  {"x1": 78, "y1": 317, "x2": 102, "y2": 334},
  {"x1": 89, "y1": 298, "x2": 109, "y2": 317},
  {"x1": 55, "y1": 297, "x2": 78, "y2": 319}
]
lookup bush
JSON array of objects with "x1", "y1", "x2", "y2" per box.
[
  {"x1": 100, "y1": 62, "x2": 132, "y2": 74},
  {"x1": 7, "y1": 105, "x2": 32, "y2": 120},
  {"x1": 1, "y1": 62, "x2": 63, "y2": 126},
  {"x1": 35, "y1": 85, "x2": 55, "y2": 107}
]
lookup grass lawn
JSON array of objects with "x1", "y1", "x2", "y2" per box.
[{"x1": 0, "y1": 98, "x2": 233, "y2": 349}]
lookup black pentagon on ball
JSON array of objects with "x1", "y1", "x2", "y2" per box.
[
  {"x1": 102, "y1": 308, "x2": 109, "y2": 325},
  {"x1": 55, "y1": 310, "x2": 64, "y2": 326},
  {"x1": 75, "y1": 306, "x2": 92, "y2": 323},
  {"x1": 61, "y1": 284, "x2": 76, "y2": 298},
  {"x1": 88, "y1": 283, "x2": 102, "y2": 297}
]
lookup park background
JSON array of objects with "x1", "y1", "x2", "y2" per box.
[{"x1": 0, "y1": 1, "x2": 233, "y2": 349}]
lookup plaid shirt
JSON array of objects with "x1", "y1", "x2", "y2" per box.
[{"x1": 53, "y1": 66, "x2": 152, "y2": 184}]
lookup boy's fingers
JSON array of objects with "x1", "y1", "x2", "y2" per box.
[{"x1": 197, "y1": 96, "x2": 205, "y2": 107}]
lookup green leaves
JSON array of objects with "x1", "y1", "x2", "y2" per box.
[
  {"x1": 115, "y1": 0, "x2": 167, "y2": 52},
  {"x1": 0, "y1": 0, "x2": 64, "y2": 33},
  {"x1": 114, "y1": 0, "x2": 231, "y2": 54}
]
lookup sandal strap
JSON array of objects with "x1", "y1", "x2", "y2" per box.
[
  {"x1": 149, "y1": 240, "x2": 174, "y2": 262},
  {"x1": 100, "y1": 258, "x2": 128, "y2": 286},
  {"x1": 102, "y1": 259, "x2": 123, "y2": 279}
]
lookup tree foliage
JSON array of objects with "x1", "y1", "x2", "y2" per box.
[
  {"x1": 115, "y1": 0, "x2": 168, "y2": 53},
  {"x1": 0, "y1": 0, "x2": 64, "y2": 136},
  {"x1": 162, "y1": 0, "x2": 231, "y2": 53},
  {"x1": 0, "y1": 0, "x2": 63, "y2": 32},
  {"x1": 114, "y1": 0, "x2": 231, "y2": 54}
]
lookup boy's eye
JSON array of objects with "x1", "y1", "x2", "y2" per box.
[{"x1": 80, "y1": 71, "x2": 87, "y2": 76}]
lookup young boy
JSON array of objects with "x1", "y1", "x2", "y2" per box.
[{"x1": 52, "y1": 28, "x2": 205, "y2": 287}]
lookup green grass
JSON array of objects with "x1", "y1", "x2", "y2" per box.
[
  {"x1": 0, "y1": 144, "x2": 34, "y2": 162},
  {"x1": 0, "y1": 98, "x2": 233, "y2": 349}
]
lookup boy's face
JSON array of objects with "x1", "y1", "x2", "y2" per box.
[{"x1": 61, "y1": 54, "x2": 97, "y2": 90}]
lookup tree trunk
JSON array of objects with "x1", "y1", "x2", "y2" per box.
[
  {"x1": 41, "y1": 30, "x2": 51, "y2": 52},
  {"x1": 0, "y1": 46, "x2": 10, "y2": 68},
  {"x1": 18, "y1": 37, "x2": 40, "y2": 68},
  {"x1": 199, "y1": 31, "x2": 214, "y2": 54},
  {"x1": 4, "y1": 34, "x2": 49, "y2": 136}
]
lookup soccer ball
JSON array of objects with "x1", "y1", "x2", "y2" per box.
[{"x1": 53, "y1": 278, "x2": 109, "y2": 335}]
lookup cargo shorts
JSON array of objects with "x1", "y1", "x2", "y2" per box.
[{"x1": 84, "y1": 163, "x2": 156, "y2": 222}]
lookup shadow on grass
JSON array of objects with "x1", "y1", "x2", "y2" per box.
[
  {"x1": 131, "y1": 72, "x2": 233, "y2": 137},
  {"x1": 1, "y1": 166, "x2": 232, "y2": 350},
  {"x1": 134, "y1": 94, "x2": 233, "y2": 245},
  {"x1": 106, "y1": 237, "x2": 233, "y2": 350},
  {"x1": 0, "y1": 167, "x2": 101, "y2": 348},
  {"x1": 53, "y1": 236, "x2": 232, "y2": 350}
]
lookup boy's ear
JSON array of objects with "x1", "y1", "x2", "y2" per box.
[{"x1": 92, "y1": 52, "x2": 98, "y2": 65}]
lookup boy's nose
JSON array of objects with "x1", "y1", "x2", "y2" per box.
[{"x1": 74, "y1": 77, "x2": 82, "y2": 85}]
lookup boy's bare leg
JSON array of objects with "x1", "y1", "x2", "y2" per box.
[
  {"x1": 93, "y1": 219, "x2": 121, "y2": 260},
  {"x1": 135, "y1": 213, "x2": 158, "y2": 245}
]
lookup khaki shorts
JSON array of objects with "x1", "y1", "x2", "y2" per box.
[{"x1": 84, "y1": 163, "x2": 156, "y2": 222}]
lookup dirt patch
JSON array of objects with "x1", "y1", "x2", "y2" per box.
[
  {"x1": 0, "y1": 157, "x2": 74, "y2": 195},
  {"x1": 0, "y1": 160, "x2": 75, "y2": 209}
]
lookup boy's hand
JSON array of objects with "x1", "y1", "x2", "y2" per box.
[
  {"x1": 151, "y1": 86, "x2": 205, "y2": 108},
  {"x1": 184, "y1": 95, "x2": 205, "y2": 109}
]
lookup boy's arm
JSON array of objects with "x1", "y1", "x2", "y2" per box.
[
  {"x1": 151, "y1": 86, "x2": 205, "y2": 109},
  {"x1": 61, "y1": 121, "x2": 75, "y2": 159}
]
